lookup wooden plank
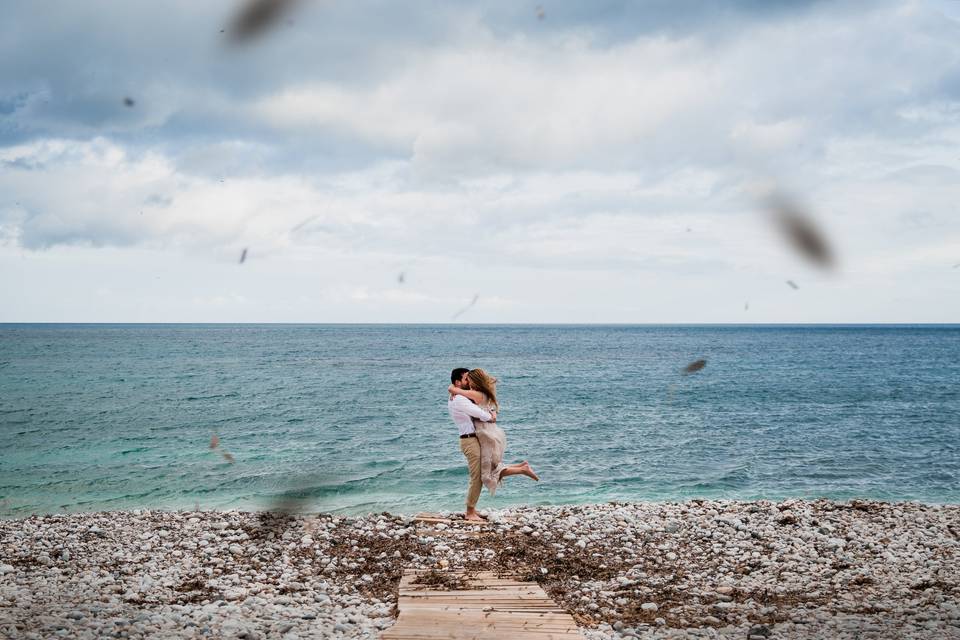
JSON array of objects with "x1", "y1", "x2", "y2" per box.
[{"x1": 381, "y1": 568, "x2": 584, "y2": 640}]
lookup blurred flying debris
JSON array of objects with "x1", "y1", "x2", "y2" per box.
[
  {"x1": 209, "y1": 432, "x2": 235, "y2": 463},
  {"x1": 262, "y1": 488, "x2": 313, "y2": 516},
  {"x1": 953, "y1": 262, "x2": 960, "y2": 269},
  {"x1": 451, "y1": 294, "x2": 479, "y2": 321},
  {"x1": 686, "y1": 227, "x2": 692, "y2": 233},
  {"x1": 123, "y1": 97, "x2": 135, "y2": 108},
  {"x1": 765, "y1": 192, "x2": 835, "y2": 270},
  {"x1": 239, "y1": 248, "x2": 248, "y2": 264},
  {"x1": 290, "y1": 216, "x2": 317, "y2": 233},
  {"x1": 745, "y1": 302, "x2": 749, "y2": 311},
  {"x1": 535, "y1": 5, "x2": 546, "y2": 20},
  {"x1": 682, "y1": 359, "x2": 707, "y2": 375},
  {"x1": 227, "y1": 0, "x2": 299, "y2": 44},
  {"x1": 786, "y1": 279, "x2": 799, "y2": 290},
  {"x1": 252, "y1": 476, "x2": 333, "y2": 536},
  {"x1": 397, "y1": 272, "x2": 406, "y2": 285}
]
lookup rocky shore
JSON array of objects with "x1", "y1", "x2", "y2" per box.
[{"x1": 1, "y1": 499, "x2": 958, "y2": 639}]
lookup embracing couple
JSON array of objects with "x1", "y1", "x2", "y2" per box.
[{"x1": 447, "y1": 367, "x2": 539, "y2": 522}]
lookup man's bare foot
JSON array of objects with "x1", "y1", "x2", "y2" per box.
[
  {"x1": 522, "y1": 462, "x2": 540, "y2": 481},
  {"x1": 464, "y1": 513, "x2": 485, "y2": 521}
]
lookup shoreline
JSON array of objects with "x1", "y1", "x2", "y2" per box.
[
  {"x1": 5, "y1": 494, "x2": 960, "y2": 522},
  {"x1": 1, "y1": 499, "x2": 958, "y2": 639}
]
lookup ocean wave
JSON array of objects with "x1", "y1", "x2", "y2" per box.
[{"x1": 184, "y1": 392, "x2": 241, "y2": 401}]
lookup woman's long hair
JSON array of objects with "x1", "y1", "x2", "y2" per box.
[{"x1": 467, "y1": 368, "x2": 499, "y2": 410}]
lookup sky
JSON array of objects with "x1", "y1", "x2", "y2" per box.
[{"x1": 1, "y1": 0, "x2": 959, "y2": 323}]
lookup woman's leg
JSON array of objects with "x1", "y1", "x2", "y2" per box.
[{"x1": 498, "y1": 461, "x2": 539, "y2": 481}]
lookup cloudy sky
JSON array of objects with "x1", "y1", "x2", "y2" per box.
[{"x1": 2, "y1": 0, "x2": 959, "y2": 323}]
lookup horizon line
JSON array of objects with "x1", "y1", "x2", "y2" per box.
[{"x1": 2, "y1": 322, "x2": 959, "y2": 327}]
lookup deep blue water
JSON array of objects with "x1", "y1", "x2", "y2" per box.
[{"x1": 1, "y1": 324, "x2": 958, "y2": 518}]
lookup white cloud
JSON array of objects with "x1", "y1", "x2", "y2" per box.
[{"x1": 2, "y1": 1, "x2": 960, "y2": 321}]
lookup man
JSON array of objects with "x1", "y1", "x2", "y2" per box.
[{"x1": 448, "y1": 367, "x2": 497, "y2": 522}]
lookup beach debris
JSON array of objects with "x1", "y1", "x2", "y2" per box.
[
  {"x1": 786, "y1": 279, "x2": 799, "y2": 290},
  {"x1": 535, "y1": 5, "x2": 546, "y2": 20},
  {"x1": 210, "y1": 433, "x2": 219, "y2": 449},
  {"x1": 123, "y1": 97, "x2": 135, "y2": 108},
  {"x1": 239, "y1": 248, "x2": 248, "y2": 264},
  {"x1": 227, "y1": 0, "x2": 299, "y2": 44},
  {"x1": 411, "y1": 569, "x2": 474, "y2": 590},
  {"x1": 765, "y1": 192, "x2": 834, "y2": 269},
  {"x1": 222, "y1": 452, "x2": 236, "y2": 464},
  {"x1": 451, "y1": 294, "x2": 479, "y2": 321},
  {"x1": 682, "y1": 359, "x2": 707, "y2": 375},
  {"x1": 397, "y1": 272, "x2": 405, "y2": 284}
]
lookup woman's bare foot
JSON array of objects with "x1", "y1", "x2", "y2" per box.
[
  {"x1": 464, "y1": 508, "x2": 486, "y2": 521},
  {"x1": 522, "y1": 462, "x2": 539, "y2": 481}
]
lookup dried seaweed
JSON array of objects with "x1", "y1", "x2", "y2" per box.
[{"x1": 410, "y1": 569, "x2": 476, "y2": 591}]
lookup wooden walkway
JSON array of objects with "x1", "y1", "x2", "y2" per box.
[{"x1": 381, "y1": 568, "x2": 585, "y2": 640}]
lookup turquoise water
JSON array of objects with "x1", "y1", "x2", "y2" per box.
[{"x1": 1, "y1": 324, "x2": 958, "y2": 517}]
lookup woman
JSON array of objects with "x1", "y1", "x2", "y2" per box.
[{"x1": 448, "y1": 368, "x2": 539, "y2": 495}]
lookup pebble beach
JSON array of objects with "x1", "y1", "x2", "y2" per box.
[{"x1": 1, "y1": 499, "x2": 958, "y2": 639}]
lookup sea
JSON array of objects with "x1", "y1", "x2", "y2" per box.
[{"x1": 1, "y1": 324, "x2": 958, "y2": 518}]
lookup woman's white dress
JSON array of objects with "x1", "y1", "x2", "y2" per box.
[{"x1": 472, "y1": 400, "x2": 508, "y2": 496}]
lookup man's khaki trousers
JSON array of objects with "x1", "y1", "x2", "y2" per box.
[{"x1": 459, "y1": 436, "x2": 482, "y2": 509}]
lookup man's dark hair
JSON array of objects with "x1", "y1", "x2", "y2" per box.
[{"x1": 451, "y1": 367, "x2": 470, "y2": 384}]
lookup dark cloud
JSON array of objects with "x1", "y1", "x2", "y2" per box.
[
  {"x1": 478, "y1": 0, "x2": 827, "y2": 44},
  {"x1": 17, "y1": 223, "x2": 138, "y2": 250},
  {"x1": 0, "y1": 0, "x2": 906, "y2": 163},
  {"x1": 1, "y1": 157, "x2": 44, "y2": 171},
  {"x1": 144, "y1": 193, "x2": 174, "y2": 207}
]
